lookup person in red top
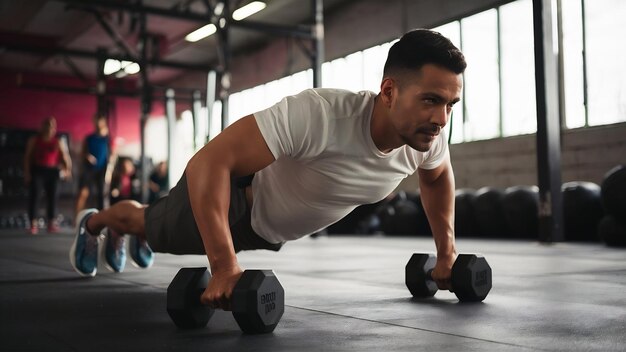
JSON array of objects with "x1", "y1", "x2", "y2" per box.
[{"x1": 23, "y1": 117, "x2": 72, "y2": 234}]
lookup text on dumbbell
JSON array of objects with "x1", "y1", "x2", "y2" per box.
[{"x1": 475, "y1": 270, "x2": 488, "y2": 286}]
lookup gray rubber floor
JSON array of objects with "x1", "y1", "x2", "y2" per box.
[{"x1": 1, "y1": 228, "x2": 625, "y2": 351}]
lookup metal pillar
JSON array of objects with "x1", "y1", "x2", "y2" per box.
[
  {"x1": 206, "y1": 70, "x2": 217, "y2": 143},
  {"x1": 312, "y1": 0, "x2": 324, "y2": 88},
  {"x1": 165, "y1": 89, "x2": 176, "y2": 189},
  {"x1": 96, "y1": 48, "x2": 108, "y2": 117},
  {"x1": 532, "y1": 0, "x2": 564, "y2": 242},
  {"x1": 191, "y1": 89, "x2": 202, "y2": 150},
  {"x1": 138, "y1": 13, "x2": 151, "y2": 204},
  {"x1": 217, "y1": 1, "x2": 232, "y2": 131}
]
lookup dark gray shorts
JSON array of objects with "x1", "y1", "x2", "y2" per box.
[{"x1": 144, "y1": 173, "x2": 283, "y2": 254}]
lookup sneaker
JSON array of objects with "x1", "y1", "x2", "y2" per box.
[
  {"x1": 69, "y1": 209, "x2": 100, "y2": 277},
  {"x1": 128, "y1": 236, "x2": 154, "y2": 269},
  {"x1": 101, "y1": 228, "x2": 126, "y2": 273}
]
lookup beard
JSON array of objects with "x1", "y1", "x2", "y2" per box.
[{"x1": 403, "y1": 124, "x2": 440, "y2": 152}]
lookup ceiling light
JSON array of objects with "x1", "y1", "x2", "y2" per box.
[
  {"x1": 185, "y1": 23, "x2": 217, "y2": 42},
  {"x1": 103, "y1": 59, "x2": 121, "y2": 75},
  {"x1": 214, "y1": 2, "x2": 224, "y2": 16},
  {"x1": 124, "y1": 62, "x2": 140, "y2": 74},
  {"x1": 232, "y1": 1, "x2": 266, "y2": 21},
  {"x1": 184, "y1": 2, "x2": 265, "y2": 43}
]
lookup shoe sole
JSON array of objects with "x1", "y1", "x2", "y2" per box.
[{"x1": 69, "y1": 209, "x2": 98, "y2": 277}]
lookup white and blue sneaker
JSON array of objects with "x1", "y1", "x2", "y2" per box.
[
  {"x1": 101, "y1": 228, "x2": 126, "y2": 273},
  {"x1": 129, "y1": 236, "x2": 154, "y2": 269},
  {"x1": 69, "y1": 209, "x2": 100, "y2": 277}
]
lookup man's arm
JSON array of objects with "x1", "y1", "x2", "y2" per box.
[
  {"x1": 58, "y1": 137, "x2": 72, "y2": 180},
  {"x1": 185, "y1": 115, "x2": 275, "y2": 310},
  {"x1": 418, "y1": 154, "x2": 457, "y2": 290}
]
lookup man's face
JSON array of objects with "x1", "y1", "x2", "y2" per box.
[
  {"x1": 43, "y1": 118, "x2": 57, "y2": 137},
  {"x1": 386, "y1": 64, "x2": 462, "y2": 152},
  {"x1": 95, "y1": 116, "x2": 107, "y2": 131}
]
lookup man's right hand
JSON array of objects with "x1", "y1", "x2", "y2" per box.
[
  {"x1": 200, "y1": 265, "x2": 244, "y2": 311},
  {"x1": 86, "y1": 154, "x2": 97, "y2": 165}
]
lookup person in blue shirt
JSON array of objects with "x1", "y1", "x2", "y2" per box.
[{"x1": 74, "y1": 115, "x2": 113, "y2": 216}]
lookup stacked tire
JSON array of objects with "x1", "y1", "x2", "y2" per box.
[
  {"x1": 562, "y1": 181, "x2": 603, "y2": 242},
  {"x1": 599, "y1": 165, "x2": 626, "y2": 247}
]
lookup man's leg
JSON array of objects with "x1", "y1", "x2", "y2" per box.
[
  {"x1": 85, "y1": 200, "x2": 147, "y2": 240},
  {"x1": 44, "y1": 169, "x2": 60, "y2": 232},
  {"x1": 69, "y1": 200, "x2": 147, "y2": 277},
  {"x1": 28, "y1": 171, "x2": 42, "y2": 234},
  {"x1": 74, "y1": 186, "x2": 90, "y2": 218},
  {"x1": 95, "y1": 168, "x2": 106, "y2": 210}
]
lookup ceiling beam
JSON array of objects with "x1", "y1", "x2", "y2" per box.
[
  {"x1": 54, "y1": 0, "x2": 315, "y2": 38},
  {"x1": 1, "y1": 42, "x2": 212, "y2": 71}
]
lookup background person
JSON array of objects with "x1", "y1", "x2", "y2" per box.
[
  {"x1": 74, "y1": 115, "x2": 115, "y2": 217},
  {"x1": 23, "y1": 116, "x2": 72, "y2": 234}
]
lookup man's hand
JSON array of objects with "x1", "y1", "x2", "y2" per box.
[
  {"x1": 430, "y1": 252, "x2": 457, "y2": 291},
  {"x1": 200, "y1": 265, "x2": 244, "y2": 311},
  {"x1": 61, "y1": 168, "x2": 72, "y2": 181},
  {"x1": 86, "y1": 154, "x2": 97, "y2": 165}
]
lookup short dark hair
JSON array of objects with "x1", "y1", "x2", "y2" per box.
[{"x1": 383, "y1": 29, "x2": 466, "y2": 78}]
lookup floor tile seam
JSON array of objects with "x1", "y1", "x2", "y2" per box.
[
  {"x1": 285, "y1": 304, "x2": 551, "y2": 351},
  {"x1": 0, "y1": 255, "x2": 170, "y2": 289}
]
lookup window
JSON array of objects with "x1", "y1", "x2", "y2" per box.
[
  {"x1": 584, "y1": 0, "x2": 626, "y2": 125},
  {"x1": 461, "y1": 9, "x2": 500, "y2": 141},
  {"x1": 433, "y1": 21, "x2": 464, "y2": 144},
  {"x1": 561, "y1": 0, "x2": 586, "y2": 128},
  {"x1": 362, "y1": 43, "x2": 392, "y2": 93},
  {"x1": 500, "y1": 0, "x2": 537, "y2": 136}
]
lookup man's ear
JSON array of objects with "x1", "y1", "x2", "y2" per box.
[{"x1": 380, "y1": 77, "x2": 395, "y2": 107}]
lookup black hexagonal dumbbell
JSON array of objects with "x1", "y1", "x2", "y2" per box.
[
  {"x1": 167, "y1": 267, "x2": 285, "y2": 334},
  {"x1": 405, "y1": 253, "x2": 492, "y2": 302}
]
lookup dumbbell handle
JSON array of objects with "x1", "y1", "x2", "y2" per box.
[
  {"x1": 425, "y1": 269, "x2": 455, "y2": 291},
  {"x1": 192, "y1": 280, "x2": 237, "y2": 311}
]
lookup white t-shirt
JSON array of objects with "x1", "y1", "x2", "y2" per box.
[{"x1": 252, "y1": 88, "x2": 448, "y2": 243}]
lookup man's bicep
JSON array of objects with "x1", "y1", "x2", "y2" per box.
[
  {"x1": 204, "y1": 114, "x2": 276, "y2": 177},
  {"x1": 418, "y1": 154, "x2": 451, "y2": 185}
]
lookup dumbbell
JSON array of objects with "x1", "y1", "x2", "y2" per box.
[
  {"x1": 167, "y1": 267, "x2": 284, "y2": 334},
  {"x1": 405, "y1": 253, "x2": 492, "y2": 302}
]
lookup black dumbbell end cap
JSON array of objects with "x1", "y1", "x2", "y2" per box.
[
  {"x1": 405, "y1": 253, "x2": 438, "y2": 297},
  {"x1": 232, "y1": 270, "x2": 285, "y2": 334},
  {"x1": 451, "y1": 254, "x2": 492, "y2": 302},
  {"x1": 167, "y1": 267, "x2": 214, "y2": 329}
]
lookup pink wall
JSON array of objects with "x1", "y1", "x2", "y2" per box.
[{"x1": 0, "y1": 70, "x2": 164, "y2": 154}]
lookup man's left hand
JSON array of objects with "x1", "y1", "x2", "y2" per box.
[{"x1": 430, "y1": 253, "x2": 457, "y2": 291}]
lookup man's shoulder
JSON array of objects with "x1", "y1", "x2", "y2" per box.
[
  {"x1": 85, "y1": 133, "x2": 109, "y2": 141},
  {"x1": 297, "y1": 88, "x2": 376, "y2": 119},
  {"x1": 306, "y1": 88, "x2": 375, "y2": 102}
]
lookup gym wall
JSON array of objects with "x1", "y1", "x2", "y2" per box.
[
  {"x1": 0, "y1": 70, "x2": 164, "y2": 156},
  {"x1": 397, "y1": 122, "x2": 626, "y2": 191}
]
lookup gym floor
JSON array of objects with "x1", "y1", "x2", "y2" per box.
[{"x1": 1, "y1": 229, "x2": 624, "y2": 352}]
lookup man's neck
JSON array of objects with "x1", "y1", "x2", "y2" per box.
[{"x1": 370, "y1": 94, "x2": 400, "y2": 154}]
